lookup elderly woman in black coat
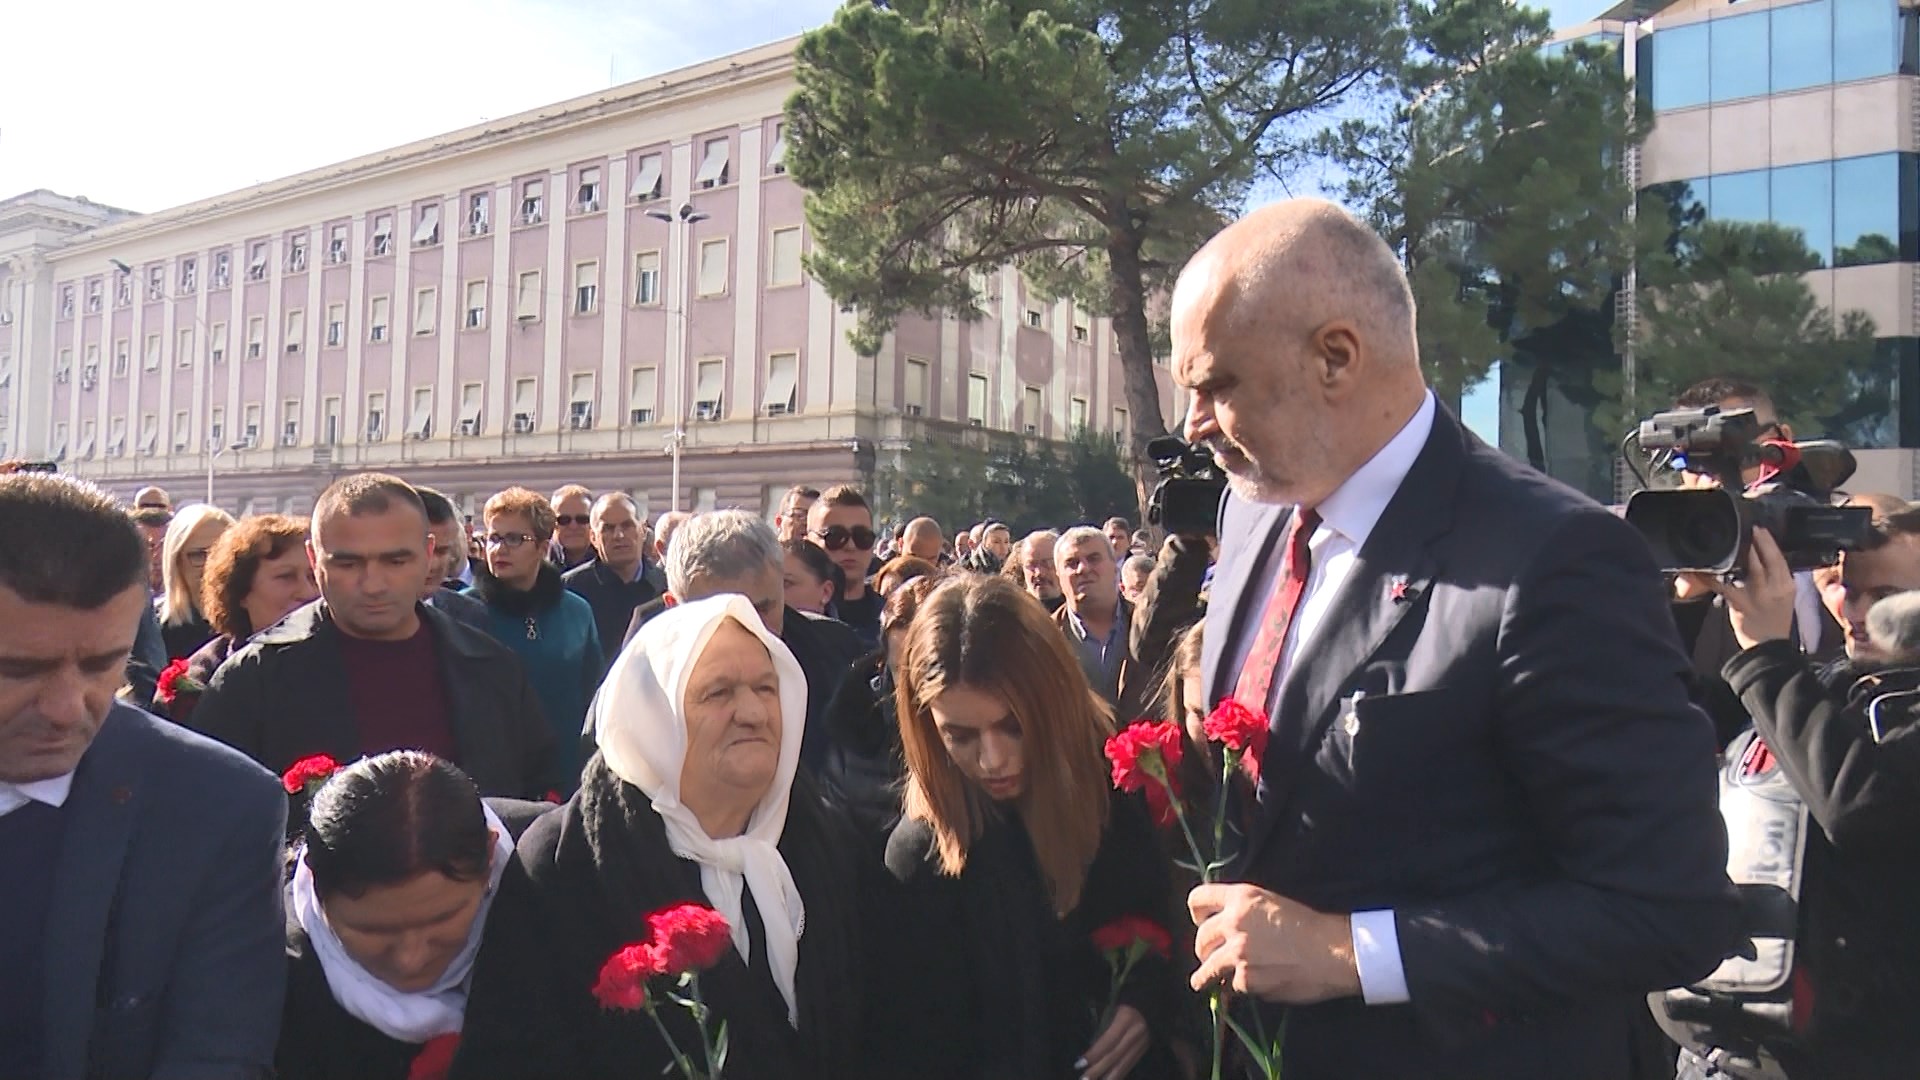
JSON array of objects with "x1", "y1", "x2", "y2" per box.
[{"x1": 451, "y1": 593, "x2": 866, "y2": 1080}]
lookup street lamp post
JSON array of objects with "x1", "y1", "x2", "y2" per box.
[{"x1": 645, "y1": 203, "x2": 709, "y2": 513}]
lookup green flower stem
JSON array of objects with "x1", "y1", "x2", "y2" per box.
[
  {"x1": 689, "y1": 974, "x2": 720, "y2": 1079},
  {"x1": 1209, "y1": 988, "x2": 1227, "y2": 1080},
  {"x1": 1211, "y1": 748, "x2": 1241, "y2": 884},
  {"x1": 640, "y1": 999, "x2": 699, "y2": 1080}
]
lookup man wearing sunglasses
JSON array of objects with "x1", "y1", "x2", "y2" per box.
[
  {"x1": 547, "y1": 484, "x2": 597, "y2": 572},
  {"x1": 808, "y1": 485, "x2": 883, "y2": 647}
]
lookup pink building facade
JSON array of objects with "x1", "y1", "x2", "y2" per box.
[{"x1": 0, "y1": 39, "x2": 1177, "y2": 520}]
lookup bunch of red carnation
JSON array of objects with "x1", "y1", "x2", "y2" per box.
[
  {"x1": 281, "y1": 754, "x2": 340, "y2": 796},
  {"x1": 592, "y1": 902, "x2": 735, "y2": 1079}
]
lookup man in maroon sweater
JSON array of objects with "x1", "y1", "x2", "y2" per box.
[{"x1": 190, "y1": 473, "x2": 552, "y2": 797}]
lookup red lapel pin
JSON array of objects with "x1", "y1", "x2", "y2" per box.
[{"x1": 1389, "y1": 577, "x2": 1414, "y2": 603}]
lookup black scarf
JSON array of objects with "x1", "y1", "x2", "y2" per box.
[
  {"x1": 565, "y1": 756, "x2": 864, "y2": 1080},
  {"x1": 470, "y1": 561, "x2": 565, "y2": 617}
]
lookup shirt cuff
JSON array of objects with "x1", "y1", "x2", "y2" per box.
[{"x1": 1350, "y1": 909, "x2": 1411, "y2": 1005}]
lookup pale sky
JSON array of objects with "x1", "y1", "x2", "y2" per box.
[{"x1": 1, "y1": 0, "x2": 1603, "y2": 216}]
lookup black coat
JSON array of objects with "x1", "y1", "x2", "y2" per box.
[
  {"x1": 562, "y1": 559, "x2": 658, "y2": 672},
  {"x1": 867, "y1": 789, "x2": 1180, "y2": 1080},
  {"x1": 190, "y1": 600, "x2": 554, "y2": 799},
  {"x1": 818, "y1": 651, "x2": 905, "y2": 847},
  {"x1": 274, "y1": 799, "x2": 557, "y2": 1080},
  {"x1": 451, "y1": 759, "x2": 868, "y2": 1080}
]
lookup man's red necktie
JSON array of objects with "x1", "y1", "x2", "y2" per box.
[{"x1": 1233, "y1": 508, "x2": 1320, "y2": 713}]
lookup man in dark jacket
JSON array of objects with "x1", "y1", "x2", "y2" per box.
[
  {"x1": 563, "y1": 492, "x2": 659, "y2": 670},
  {"x1": 0, "y1": 472, "x2": 287, "y2": 1079},
  {"x1": 617, "y1": 510, "x2": 861, "y2": 769},
  {"x1": 192, "y1": 473, "x2": 553, "y2": 799}
]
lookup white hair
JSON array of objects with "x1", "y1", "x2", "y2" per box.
[{"x1": 666, "y1": 510, "x2": 781, "y2": 599}]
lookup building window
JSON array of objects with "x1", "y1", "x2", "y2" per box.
[
  {"x1": 51, "y1": 421, "x2": 68, "y2": 461},
  {"x1": 144, "y1": 334, "x2": 162, "y2": 372},
  {"x1": 576, "y1": 166, "x2": 602, "y2": 212},
  {"x1": 904, "y1": 358, "x2": 928, "y2": 416},
  {"x1": 371, "y1": 215, "x2": 394, "y2": 256},
  {"x1": 114, "y1": 273, "x2": 131, "y2": 306},
  {"x1": 246, "y1": 316, "x2": 265, "y2": 359},
  {"x1": 326, "y1": 303, "x2": 346, "y2": 347},
  {"x1": 769, "y1": 227, "x2": 803, "y2": 287},
  {"x1": 694, "y1": 359, "x2": 725, "y2": 420},
  {"x1": 59, "y1": 286, "x2": 75, "y2": 319},
  {"x1": 634, "y1": 251, "x2": 661, "y2": 305},
  {"x1": 248, "y1": 241, "x2": 269, "y2": 280},
  {"x1": 408, "y1": 387, "x2": 434, "y2": 439},
  {"x1": 629, "y1": 153, "x2": 663, "y2": 201},
  {"x1": 458, "y1": 383, "x2": 484, "y2": 436},
  {"x1": 574, "y1": 261, "x2": 599, "y2": 315},
  {"x1": 56, "y1": 348, "x2": 72, "y2": 380},
  {"x1": 695, "y1": 137, "x2": 731, "y2": 189},
  {"x1": 282, "y1": 400, "x2": 300, "y2": 446},
  {"x1": 412, "y1": 204, "x2": 441, "y2": 247},
  {"x1": 697, "y1": 239, "x2": 729, "y2": 297},
  {"x1": 1070, "y1": 396, "x2": 1088, "y2": 431},
  {"x1": 287, "y1": 234, "x2": 308, "y2": 273},
  {"x1": 242, "y1": 403, "x2": 262, "y2": 446},
  {"x1": 1072, "y1": 310, "x2": 1091, "y2": 343},
  {"x1": 515, "y1": 271, "x2": 542, "y2": 320},
  {"x1": 1834, "y1": 154, "x2": 1905, "y2": 266},
  {"x1": 1652, "y1": 0, "x2": 1902, "y2": 111},
  {"x1": 569, "y1": 372, "x2": 596, "y2": 429},
  {"x1": 172, "y1": 411, "x2": 190, "y2": 453},
  {"x1": 179, "y1": 258, "x2": 198, "y2": 293},
  {"x1": 212, "y1": 251, "x2": 231, "y2": 288},
  {"x1": 520, "y1": 179, "x2": 545, "y2": 225},
  {"x1": 328, "y1": 224, "x2": 350, "y2": 264},
  {"x1": 176, "y1": 327, "x2": 195, "y2": 367},
  {"x1": 209, "y1": 406, "x2": 224, "y2": 447},
  {"x1": 211, "y1": 322, "x2": 228, "y2": 363},
  {"x1": 414, "y1": 288, "x2": 438, "y2": 335},
  {"x1": 464, "y1": 281, "x2": 487, "y2": 329},
  {"x1": 285, "y1": 309, "x2": 305, "y2": 352},
  {"x1": 764, "y1": 352, "x2": 798, "y2": 416},
  {"x1": 105, "y1": 418, "x2": 124, "y2": 458},
  {"x1": 767, "y1": 121, "x2": 787, "y2": 175},
  {"x1": 1772, "y1": 0, "x2": 1834, "y2": 92},
  {"x1": 113, "y1": 339, "x2": 129, "y2": 376},
  {"x1": 83, "y1": 344, "x2": 99, "y2": 381},
  {"x1": 366, "y1": 391, "x2": 387, "y2": 441},
  {"x1": 1771, "y1": 162, "x2": 1834, "y2": 268},
  {"x1": 967, "y1": 374, "x2": 989, "y2": 427},
  {"x1": 321, "y1": 396, "x2": 341, "y2": 445},
  {"x1": 1022, "y1": 385, "x2": 1042, "y2": 435},
  {"x1": 1710, "y1": 12, "x2": 1770, "y2": 103},
  {"x1": 1835, "y1": 0, "x2": 1902, "y2": 82},
  {"x1": 467, "y1": 192, "x2": 490, "y2": 236},
  {"x1": 512, "y1": 378, "x2": 538, "y2": 433},
  {"x1": 1024, "y1": 306, "x2": 1044, "y2": 329},
  {"x1": 147, "y1": 267, "x2": 165, "y2": 301},
  {"x1": 138, "y1": 413, "x2": 158, "y2": 455},
  {"x1": 629, "y1": 366, "x2": 658, "y2": 424},
  {"x1": 369, "y1": 296, "x2": 390, "y2": 341},
  {"x1": 1112, "y1": 406, "x2": 1130, "y2": 447},
  {"x1": 85, "y1": 280, "x2": 102, "y2": 313}
]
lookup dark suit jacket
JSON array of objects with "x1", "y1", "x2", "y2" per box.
[
  {"x1": 190, "y1": 600, "x2": 553, "y2": 799},
  {"x1": 44, "y1": 704, "x2": 288, "y2": 1079},
  {"x1": 1051, "y1": 597, "x2": 1154, "y2": 719},
  {"x1": 1202, "y1": 404, "x2": 1741, "y2": 1079},
  {"x1": 561, "y1": 559, "x2": 658, "y2": 671},
  {"x1": 428, "y1": 585, "x2": 491, "y2": 632}
]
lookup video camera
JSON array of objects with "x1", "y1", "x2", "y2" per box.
[
  {"x1": 1145, "y1": 436, "x2": 1227, "y2": 536},
  {"x1": 1622, "y1": 406, "x2": 1872, "y2": 574}
]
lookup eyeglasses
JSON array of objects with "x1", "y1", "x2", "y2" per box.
[
  {"x1": 183, "y1": 548, "x2": 213, "y2": 567},
  {"x1": 555, "y1": 515, "x2": 588, "y2": 527},
  {"x1": 485, "y1": 532, "x2": 538, "y2": 549},
  {"x1": 812, "y1": 525, "x2": 877, "y2": 552}
]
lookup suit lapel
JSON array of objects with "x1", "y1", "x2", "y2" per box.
[
  {"x1": 1244, "y1": 410, "x2": 1467, "y2": 864},
  {"x1": 41, "y1": 709, "x2": 144, "y2": 1079},
  {"x1": 1204, "y1": 498, "x2": 1290, "y2": 708}
]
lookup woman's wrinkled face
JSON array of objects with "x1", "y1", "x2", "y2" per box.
[
  {"x1": 680, "y1": 619, "x2": 783, "y2": 813},
  {"x1": 242, "y1": 546, "x2": 319, "y2": 635},
  {"x1": 323, "y1": 867, "x2": 490, "y2": 993},
  {"x1": 928, "y1": 682, "x2": 1025, "y2": 801}
]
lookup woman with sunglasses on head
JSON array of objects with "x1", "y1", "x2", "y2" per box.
[
  {"x1": 808, "y1": 485, "x2": 884, "y2": 648},
  {"x1": 866, "y1": 574, "x2": 1178, "y2": 1080},
  {"x1": 468, "y1": 487, "x2": 603, "y2": 796}
]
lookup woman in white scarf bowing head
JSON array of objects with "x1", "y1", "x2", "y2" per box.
[{"x1": 452, "y1": 594, "x2": 869, "y2": 1080}]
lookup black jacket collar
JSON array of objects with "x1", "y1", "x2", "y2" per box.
[
  {"x1": 256, "y1": 598, "x2": 496, "y2": 660},
  {"x1": 469, "y1": 561, "x2": 565, "y2": 615}
]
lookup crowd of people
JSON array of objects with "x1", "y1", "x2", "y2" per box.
[{"x1": 2, "y1": 197, "x2": 1914, "y2": 1080}]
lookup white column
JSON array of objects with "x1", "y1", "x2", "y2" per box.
[
  {"x1": 486, "y1": 183, "x2": 512, "y2": 438},
  {"x1": 343, "y1": 221, "x2": 367, "y2": 453},
  {"x1": 263, "y1": 236, "x2": 288, "y2": 449},
  {"x1": 805, "y1": 272, "x2": 834, "y2": 413},
  {"x1": 435, "y1": 195, "x2": 459, "y2": 450},
  {"x1": 540, "y1": 169, "x2": 567, "y2": 435},
  {"x1": 665, "y1": 140, "x2": 696, "y2": 433},
  {"x1": 601, "y1": 157, "x2": 629, "y2": 434},
  {"x1": 731, "y1": 125, "x2": 764, "y2": 416},
  {"x1": 390, "y1": 222, "x2": 413, "y2": 439}
]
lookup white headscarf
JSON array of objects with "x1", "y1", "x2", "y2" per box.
[
  {"x1": 291, "y1": 802, "x2": 514, "y2": 1043},
  {"x1": 592, "y1": 593, "x2": 810, "y2": 1025}
]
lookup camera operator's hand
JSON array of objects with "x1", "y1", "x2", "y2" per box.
[{"x1": 1707, "y1": 528, "x2": 1797, "y2": 651}]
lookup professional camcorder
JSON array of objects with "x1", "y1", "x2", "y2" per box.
[
  {"x1": 1145, "y1": 436, "x2": 1228, "y2": 536},
  {"x1": 1622, "y1": 406, "x2": 1872, "y2": 574}
]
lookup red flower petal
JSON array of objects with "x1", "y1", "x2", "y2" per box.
[
  {"x1": 591, "y1": 943, "x2": 659, "y2": 1011},
  {"x1": 1104, "y1": 721, "x2": 1185, "y2": 823},
  {"x1": 280, "y1": 754, "x2": 341, "y2": 795},
  {"x1": 644, "y1": 902, "x2": 733, "y2": 975},
  {"x1": 1091, "y1": 915, "x2": 1172, "y2": 958}
]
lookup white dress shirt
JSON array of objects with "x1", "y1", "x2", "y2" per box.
[
  {"x1": 0, "y1": 771, "x2": 77, "y2": 819},
  {"x1": 1273, "y1": 389, "x2": 1436, "y2": 1007}
]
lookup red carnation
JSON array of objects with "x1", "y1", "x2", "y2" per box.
[
  {"x1": 155, "y1": 657, "x2": 202, "y2": 706},
  {"x1": 1202, "y1": 699, "x2": 1267, "y2": 755},
  {"x1": 591, "y1": 942, "x2": 661, "y2": 1011},
  {"x1": 1104, "y1": 721, "x2": 1184, "y2": 825},
  {"x1": 1091, "y1": 915, "x2": 1172, "y2": 959},
  {"x1": 281, "y1": 754, "x2": 341, "y2": 795},
  {"x1": 645, "y1": 902, "x2": 733, "y2": 975},
  {"x1": 406, "y1": 1033, "x2": 460, "y2": 1080}
]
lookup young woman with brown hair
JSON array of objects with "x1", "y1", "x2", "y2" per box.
[{"x1": 866, "y1": 574, "x2": 1177, "y2": 1080}]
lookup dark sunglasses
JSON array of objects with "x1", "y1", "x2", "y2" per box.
[
  {"x1": 554, "y1": 515, "x2": 588, "y2": 527},
  {"x1": 812, "y1": 525, "x2": 877, "y2": 551}
]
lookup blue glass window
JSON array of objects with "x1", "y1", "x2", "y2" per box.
[
  {"x1": 1708, "y1": 170, "x2": 1770, "y2": 225},
  {"x1": 1833, "y1": 154, "x2": 1902, "y2": 266},
  {"x1": 1652, "y1": 23, "x2": 1711, "y2": 110},
  {"x1": 1834, "y1": 0, "x2": 1900, "y2": 81},
  {"x1": 1711, "y1": 13, "x2": 1772, "y2": 101},
  {"x1": 1771, "y1": 0, "x2": 1835, "y2": 92},
  {"x1": 1769, "y1": 162, "x2": 1833, "y2": 267}
]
